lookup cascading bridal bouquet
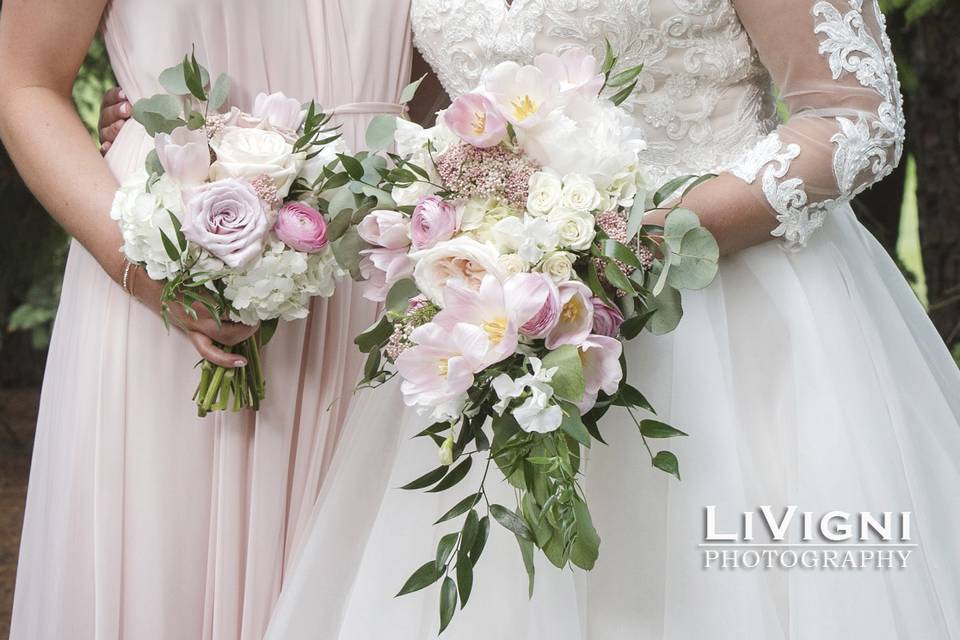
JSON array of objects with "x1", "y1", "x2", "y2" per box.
[
  {"x1": 343, "y1": 45, "x2": 720, "y2": 632},
  {"x1": 111, "y1": 51, "x2": 361, "y2": 415}
]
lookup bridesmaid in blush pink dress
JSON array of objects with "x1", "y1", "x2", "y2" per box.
[{"x1": 0, "y1": 0, "x2": 413, "y2": 638}]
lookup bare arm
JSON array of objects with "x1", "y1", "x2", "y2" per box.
[{"x1": 0, "y1": 0, "x2": 256, "y2": 366}]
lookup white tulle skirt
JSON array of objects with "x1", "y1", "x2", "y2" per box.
[{"x1": 265, "y1": 203, "x2": 960, "y2": 640}]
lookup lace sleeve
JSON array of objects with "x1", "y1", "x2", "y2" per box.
[{"x1": 726, "y1": 0, "x2": 905, "y2": 249}]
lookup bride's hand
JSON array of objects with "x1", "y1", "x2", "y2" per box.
[
  {"x1": 98, "y1": 87, "x2": 132, "y2": 155},
  {"x1": 130, "y1": 267, "x2": 260, "y2": 368}
]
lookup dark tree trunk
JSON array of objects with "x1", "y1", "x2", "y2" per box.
[{"x1": 910, "y1": 5, "x2": 960, "y2": 348}]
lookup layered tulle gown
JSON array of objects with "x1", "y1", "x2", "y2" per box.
[
  {"x1": 266, "y1": 0, "x2": 960, "y2": 639},
  {"x1": 9, "y1": 2, "x2": 413, "y2": 639}
]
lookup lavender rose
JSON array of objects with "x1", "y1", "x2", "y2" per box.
[
  {"x1": 591, "y1": 297, "x2": 624, "y2": 338},
  {"x1": 181, "y1": 178, "x2": 270, "y2": 269},
  {"x1": 274, "y1": 202, "x2": 328, "y2": 253},
  {"x1": 410, "y1": 195, "x2": 458, "y2": 250}
]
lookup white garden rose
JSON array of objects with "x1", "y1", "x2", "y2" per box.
[
  {"x1": 411, "y1": 236, "x2": 507, "y2": 305},
  {"x1": 210, "y1": 126, "x2": 305, "y2": 198},
  {"x1": 526, "y1": 170, "x2": 563, "y2": 217},
  {"x1": 537, "y1": 251, "x2": 576, "y2": 283},
  {"x1": 548, "y1": 208, "x2": 596, "y2": 250},
  {"x1": 391, "y1": 180, "x2": 437, "y2": 207},
  {"x1": 560, "y1": 173, "x2": 602, "y2": 212},
  {"x1": 498, "y1": 253, "x2": 529, "y2": 276}
]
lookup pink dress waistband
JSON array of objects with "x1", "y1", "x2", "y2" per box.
[{"x1": 330, "y1": 102, "x2": 407, "y2": 116}]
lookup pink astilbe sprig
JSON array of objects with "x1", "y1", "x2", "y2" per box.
[
  {"x1": 435, "y1": 143, "x2": 539, "y2": 210},
  {"x1": 385, "y1": 296, "x2": 440, "y2": 361}
]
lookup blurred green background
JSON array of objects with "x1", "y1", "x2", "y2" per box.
[{"x1": 0, "y1": 0, "x2": 958, "y2": 389}]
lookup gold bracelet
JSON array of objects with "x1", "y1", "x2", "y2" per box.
[{"x1": 121, "y1": 259, "x2": 137, "y2": 295}]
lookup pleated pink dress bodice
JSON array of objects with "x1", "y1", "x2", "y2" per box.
[{"x1": 10, "y1": 2, "x2": 412, "y2": 639}]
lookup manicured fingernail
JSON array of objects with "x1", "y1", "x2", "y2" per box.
[
  {"x1": 120, "y1": 103, "x2": 131, "y2": 115},
  {"x1": 118, "y1": 89, "x2": 125, "y2": 100},
  {"x1": 234, "y1": 359, "x2": 247, "y2": 367}
]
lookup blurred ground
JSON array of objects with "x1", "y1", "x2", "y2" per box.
[{"x1": 0, "y1": 388, "x2": 39, "y2": 639}]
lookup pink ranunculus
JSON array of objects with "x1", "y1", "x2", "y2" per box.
[
  {"x1": 410, "y1": 196, "x2": 459, "y2": 250},
  {"x1": 534, "y1": 49, "x2": 605, "y2": 98},
  {"x1": 274, "y1": 202, "x2": 328, "y2": 253},
  {"x1": 357, "y1": 210, "x2": 411, "y2": 250},
  {"x1": 359, "y1": 246, "x2": 414, "y2": 302},
  {"x1": 181, "y1": 178, "x2": 270, "y2": 269},
  {"x1": 544, "y1": 281, "x2": 595, "y2": 349},
  {"x1": 252, "y1": 91, "x2": 303, "y2": 131},
  {"x1": 443, "y1": 92, "x2": 508, "y2": 148},
  {"x1": 504, "y1": 273, "x2": 561, "y2": 339},
  {"x1": 591, "y1": 297, "x2": 625, "y2": 338},
  {"x1": 154, "y1": 126, "x2": 211, "y2": 185},
  {"x1": 576, "y1": 335, "x2": 624, "y2": 413}
]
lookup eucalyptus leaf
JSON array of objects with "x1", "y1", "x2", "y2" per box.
[
  {"x1": 648, "y1": 286, "x2": 683, "y2": 335},
  {"x1": 354, "y1": 316, "x2": 392, "y2": 353},
  {"x1": 328, "y1": 187, "x2": 358, "y2": 217},
  {"x1": 209, "y1": 72, "x2": 231, "y2": 110},
  {"x1": 366, "y1": 114, "x2": 398, "y2": 152},
  {"x1": 158, "y1": 63, "x2": 191, "y2": 95},
  {"x1": 386, "y1": 278, "x2": 421, "y2": 316},
  {"x1": 666, "y1": 227, "x2": 720, "y2": 290},
  {"x1": 331, "y1": 227, "x2": 367, "y2": 280},
  {"x1": 400, "y1": 74, "x2": 427, "y2": 104},
  {"x1": 145, "y1": 149, "x2": 165, "y2": 178},
  {"x1": 663, "y1": 208, "x2": 701, "y2": 252},
  {"x1": 541, "y1": 345, "x2": 585, "y2": 403}
]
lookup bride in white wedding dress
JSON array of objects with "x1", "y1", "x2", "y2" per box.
[{"x1": 266, "y1": 0, "x2": 960, "y2": 638}]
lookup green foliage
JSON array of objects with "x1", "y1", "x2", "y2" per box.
[{"x1": 880, "y1": 0, "x2": 943, "y2": 23}]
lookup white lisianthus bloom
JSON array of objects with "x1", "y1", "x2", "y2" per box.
[
  {"x1": 411, "y1": 236, "x2": 507, "y2": 305},
  {"x1": 491, "y1": 215, "x2": 560, "y2": 265},
  {"x1": 210, "y1": 126, "x2": 305, "y2": 198},
  {"x1": 537, "y1": 251, "x2": 576, "y2": 283},
  {"x1": 526, "y1": 170, "x2": 563, "y2": 217},
  {"x1": 498, "y1": 253, "x2": 529, "y2": 276},
  {"x1": 560, "y1": 173, "x2": 602, "y2": 212},
  {"x1": 491, "y1": 358, "x2": 563, "y2": 433},
  {"x1": 548, "y1": 208, "x2": 596, "y2": 251},
  {"x1": 110, "y1": 171, "x2": 186, "y2": 281}
]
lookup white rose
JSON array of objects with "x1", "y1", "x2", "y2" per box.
[
  {"x1": 392, "y1": 180, "x2": 436, "y2": 207},
  {"x1": 560, "y1": 173, "x2": 601, "y2": 212},
  {"x1": 537, "y1": 251, "x2": 575, "y2": 283},
  {"x1": 491, "y1": 215, "x2": 559, "y2": 265},
  {"x1": 411, "y1": 236, "x2": 507, "y2": 305},
  {"x1": 210, "y1": 126, "x2": 305, "y2": 198},
  {"x1": 498, "y1": 253, "x2": 529, "y2": 276},
  {"x1": 548, "y1": 208, "x2": 596, "y2": 251},
  {"x1": 526, "y1": 170, "x2": 563, "y2": 217}
]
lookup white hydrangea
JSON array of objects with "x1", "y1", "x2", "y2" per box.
[
  {"x1": 110, "y1": 171, "x2": 186, "y2": 281},
  {"x1": 223, "y1": 239, "x2": 341, "y2": 325}
]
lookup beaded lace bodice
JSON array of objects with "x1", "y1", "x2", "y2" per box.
[{"x1": 411, "y1": 0, "x2": 905, "y2": 248}]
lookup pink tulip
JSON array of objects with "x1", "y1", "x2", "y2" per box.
[
  {"x1": 544, "y1": 281, "x2": 595, "y2": 349},
  {"x1": 410, "y1": 196, "x2": 458, "y2": 250},
  {"x1": 504, "y1": 273, "x2": 561, "y2": 339},
  {"x1": 358, "y1": 247, "x2": 413, "y2": 302},
  {"x1": 591, "y1": 297, "x2": 624, "y2": 338},
  {"x1": 443, "y1": 92, "x2": 508, "y2": 148},
  {"x1": 357, "y1": 210, "x2": 411, "y2": 249},
  {"x1": 154, "y1": 126, "x2": 210, "y2": 185},
  {"x1": 252, "y1": 91, "x2": 303, "y2": 130},
  {"x1": 534, "y1": 49, "x2": 605, "y2": 98},
  {"x1": 396, "y1": 322, "x2": 489, "y2": 410},
  {"x1": 576, "y1": 335, "x2": 624, "y2": 413},
  {"x1": 274, "y1": 202, "x2": 328, "y2": 252}
]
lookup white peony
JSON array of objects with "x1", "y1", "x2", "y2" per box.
[
  {"x1": 491, "y1": 215, "x2": 560, "y2": 265},
  {"x1": 411, "y1": 236, "x2": 506, "y2": 305},
  {"x1": 548, "y1": 208, "x2": 596, "y2": 251},
  {"x1": 110, "y1": 171, "x2": 186, "y2": 281},
  {"x1": 526, "y1": 170, "x2": 563, "y2": 217},
  {"x1": 210, "y1": 126, "x2": 305, "y2": 198},
  {"x1": 560, "y1": 173, "x2": 602, "y2": 212},
  {"x1": 537, "y1": 251, "x2": 576, "y2": 283}
]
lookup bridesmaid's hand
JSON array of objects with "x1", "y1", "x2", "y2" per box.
[
  {"x1": 130, "y1": 268, "x2": 260, "y2": 368},
  {"x1": 98, "y1": 87, "x2": 132, "y2": 155}
]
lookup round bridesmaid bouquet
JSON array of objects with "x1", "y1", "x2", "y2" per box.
[
  {"x1": 111, "y1": 51, "x2": 363, "y2": 415},
  {"x1": 339, "y1": 45, "x2": 722, "y2": 630}
]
